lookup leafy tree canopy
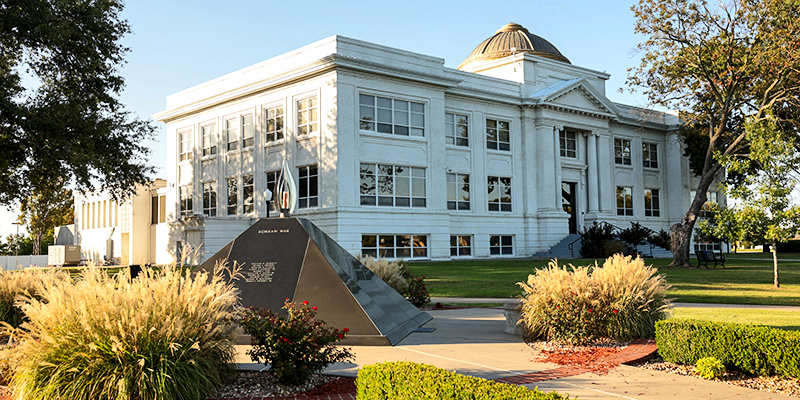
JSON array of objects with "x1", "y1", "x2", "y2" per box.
[
  {"x1": 18, "y1": 181, "x2": 74, "y2": 255},
  {"x1": 0, "y1": 0, "x2": 155, "y2": 205},
  {"x1": 628, "y1": 0, "x2": 800, "y2": 266}
]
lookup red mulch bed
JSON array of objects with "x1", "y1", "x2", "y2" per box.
[
  {"x1": 297, "y1": 377, "x2": 356, "y2": 396},
  {"x1": 535, "y1": 346, "x2": 624, "y2": 374}
]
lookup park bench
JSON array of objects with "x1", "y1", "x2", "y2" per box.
[{"x1": 694, "y1": 250, "x2": 726, "y2": 269}]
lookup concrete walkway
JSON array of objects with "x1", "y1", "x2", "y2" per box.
[{"x1": 231, "y1": 306, "x2": 796, "y2": 399}]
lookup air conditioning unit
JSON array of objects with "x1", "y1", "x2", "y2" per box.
[{"x1": 48, "y1": 245, "x2": 81, "y2": 267}]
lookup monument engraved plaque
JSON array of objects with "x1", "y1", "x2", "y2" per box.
[{"x1": 195, "y1": 218, "x2": 431, "y2": 346}]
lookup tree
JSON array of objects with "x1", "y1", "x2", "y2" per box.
[
  {"x1": 0, "y1": 0, "x2": 155, "y2": 205},
  {"x1": 699, "y1": 116, "x2": 800, "y2": 287},
  {"x1": 628, "y1": 0, "x2": 800, "y2": 266},
  {"x1": 17, "y1": 184, "x2": 74, "y2": 255}
]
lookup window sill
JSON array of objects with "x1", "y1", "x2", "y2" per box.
[
  {"x1": 486, "y1": 148, "x2": 512, "y2": 155},
  {"x1": 265, "y1": 139, "x2": 285, "y2": 148},
  {"x1": 359, "y1": 130, "x2": 427, "y2": 142}
]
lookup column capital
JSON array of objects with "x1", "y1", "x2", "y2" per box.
[{"x1": 553, "y1": 125, "x2": 564, "y2": 132}]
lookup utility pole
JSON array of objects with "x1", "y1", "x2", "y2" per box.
[{"x1": 11, "y1": 222, "x2": 21, "y2": 256}]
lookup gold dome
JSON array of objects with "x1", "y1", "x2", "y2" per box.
[{"x1": 458, "y1": 22, "x2": 570, "y2": 69}]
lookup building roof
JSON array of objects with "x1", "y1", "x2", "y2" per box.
[{"x1": 458, "y1": 22, "x2": 571, "y2": 69}]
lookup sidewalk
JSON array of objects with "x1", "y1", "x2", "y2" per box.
[{"x1": 231, "y1": 307, "x2": 795, "y2": 399}]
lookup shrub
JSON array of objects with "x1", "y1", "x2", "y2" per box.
[
  {"x1": 580, "y1": 222, "x2": 617, "y2": 258},
  {"x1": 602, "y1": 240, "x2": 625, "y2": 258},
  {"x1": 617, "y1": 222, "x2": 654, "y2": 253},
  {"x1": 649, "y1": 228, "x2": 672, "y2": 251},
  {"x1": 656, "y1": 319, "x2": 800, "y2": 378},
  {"x1": 6, "y1": 261, "x2": 240, "y2": 400},
  {"x1": 696, "y1": 356, "x2": 725, "y2": 379},
  {"x1": 357, "y1": 255, "x2": 409, "y2": 293},
  {"x1": 356, "y1": 361, "x2": 569, "y2": 400},
  {"x1": 518, "y1": 255, "x2": 671, "y2": 345},
  {"x1": 402, "y1": 274, "x2": 430, "y2": 307},
  {"x1": 239, "y1": 299, "x2": 353, "y2": 385},
  {"x1": 0, "y1": 269, "x2": 67, "y2": 329}
]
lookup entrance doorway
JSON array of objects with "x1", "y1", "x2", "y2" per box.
[{"x1": 562, "y1": 182, "x2": 577, "y2": 234}]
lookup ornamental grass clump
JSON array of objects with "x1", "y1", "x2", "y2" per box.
[
  {"x1": 0, "y1": 269, "x2": 67, "y2": 329},
  {"x1": 357, "y1": 255, "x2": 408, "y2": 293},
  {"x1": 5, "y1": 259, "x2": 241, "y2": 400},
  {"x1": 518, "y1": 254, "x2": 671, "y2": 345},
  {"x1": 239, "y1": 300, "x2": 354, "y2": 385}
]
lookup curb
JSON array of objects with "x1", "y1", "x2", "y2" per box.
[{"x1": 495, "y1": 339, "x2": 658, "y2": 385}]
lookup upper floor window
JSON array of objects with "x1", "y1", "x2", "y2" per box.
[
  {"x1": 179, "y1": 186, "x2": 192, "y2": 218},
  {"x1": 486, "y1": 119, "x2": 510, "y2": 151},
  {"x1": 692, "y1": 190, "x2": 718, "y2": 217},
  {"x1": 446, "y1": 173, "x2": 470, "y2": 210},
  {"x1": 446, "y1": 113, "x2": 469, "y2": 146},
  {"x1": 360, "y1": 163, "x2": 426, "y2": 207},
  {"x1": 560, "y1": 130, "x2": 577, "y2": 158},
  {"x1": 225, "y1": 118, "x2": 238, "y2": 152},
  {"x1": 201, "y1": 124, "x2": 216, "y2": 157},
  {"x1": 487, "y1": 176, "x2": 512, "y2": 212},
  {"x1": 243, "y1": 175, "x2": 254, "y2": 214},
  {"x1": 359, "y1": 94, "x2": 425, "y2": 137},
  {"x1": 266, "y1": 106, "x2": 284, "y2": 143},
  {"x1": 614, "y1": 138, "x2": 631, "y2": 165},
  {"x1": 298, "y1": 165, "x2": 318, "y2": 208},
  {"x1": 242, "y1": 115, "x2": 254, "y2": 148},
  {"x1": 179, "y1": 129, "x2": 192, "y2": 161},
  {"x1": 643, "y1": 142, "x2": 659, "y2": 169},
  {"x1": 297, "y1": 96, "x2": 318, "y2": 136},
  {"x1": 203, "y1": 182, "x2": 217, "y2": 217},
  {"x1": 644, "y1": 188, "x2": 660, "y2": 217},
  {"x1": 616, "y1": 186, "x2": 633, "y2": 216},
  {"x1": 227, "y1": 177, "x2": 238, "y2": 215}
]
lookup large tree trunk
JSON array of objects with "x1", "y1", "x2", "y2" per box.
[
  {"x1": 670, "y1": 213, "x2": 697, "y2": 267},
  {"x1": 772, "y1": 241, "x2": 780, "y2": 287}
]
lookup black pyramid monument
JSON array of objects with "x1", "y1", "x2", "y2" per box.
[{"x1": 195, "y1": 218, "x2": 431, "y2": 346}]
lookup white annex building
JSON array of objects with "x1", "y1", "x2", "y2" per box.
[{"x1": 132, "y1": 23, "x2": 721, "y2": 264}]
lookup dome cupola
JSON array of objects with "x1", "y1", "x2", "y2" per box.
[{"x1": 458, "y1": 22, "x2": 570, "y2": 69}]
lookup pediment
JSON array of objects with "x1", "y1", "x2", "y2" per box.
[{"x1": 529, "y1": 78, "x2": 619, "y2": 118}]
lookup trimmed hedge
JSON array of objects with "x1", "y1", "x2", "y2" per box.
[
  {"x1": 356, "y1": 361, "x2": 568, "y2": 400},
  {"x1": 656, "y1": 319, "x2": 800, "y2": 377}
]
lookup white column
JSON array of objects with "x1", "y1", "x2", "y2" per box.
[
  {"x1": 587, "y1": 131, "x2": 599, "y2": 213},
  {"x1": 553, "y1": 125, "x2": 563, "y2": 209}
]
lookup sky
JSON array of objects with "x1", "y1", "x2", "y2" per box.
[{"x1": 0, "y1": 0, "x2": 655, "y2": 238}]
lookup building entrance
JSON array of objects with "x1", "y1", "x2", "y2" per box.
[{"x1": 562, "y1": 182, "x2": 577, "y2": 234}]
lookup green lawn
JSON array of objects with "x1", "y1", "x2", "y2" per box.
[
  {"x1": 671, "y1": 307, "x2": 800, "y2": 331},
  {"x1": 408, "y1": 256, "x2": 800, "y2": 306}
]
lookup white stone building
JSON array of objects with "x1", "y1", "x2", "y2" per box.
[{"x1": 151, "y1": 23, "x2": 723, "y2": 263}]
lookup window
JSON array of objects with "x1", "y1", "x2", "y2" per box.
[
  {"x1": 446, "y1": 113, "x2": 468, "y2": 146},
  {"x1": 298, "y1": 165, "x2": 318, "y2": 208},
  {"x1": 446, "y1": 173, "x2": 470, "y2": 210},
  {"x1": 179, "y1": 186, "x2": 192, "y2": 218},
  {"x1": 203, "y1": 182, "x2": 217, "y2": 217},
  {"x1": 266, "y1": 171, "x2": 278, "y2": 214},
  {"x1": 227, "y1": 178, "x2": 238, "y2": 215},
  {"x1": 560, "y1": 130, "x2": 577, "y2": 158},
  {"x1": 616, "y1": 186, "x2": 633, "y2": 216},
  {"x1": 361, "y1": 234, "x2": 428, "y2": 259},
  {"x1": 488, "y1": 176, "x2": 512, "y2": 212},
  {"x1": 644, "y1": 188, "x2": 660, "y2": 217},
  {"x1": 225, "y1": 118, "x2": 238, "y2": 151},
  {"x1": 265, "y1": 106, "x2": 284, "y2": 143},
  {"x1": 202, "y1": 124, "x2": 216, "y2": 157},
  {"x1": 359, "y1": 94, "x2": 425, "y2": 136},
  {"x1": 243, "y1": 175, "x2": 254, "y2": 214},
  {"x1": 490, "y1": 235, "x2": 513, "y2": 255},
  {"x1": 643, "y1": 142, "x2": 658, "y2": 168},
  {"x1": 297, "y1": 96, "x2": 318, "y2": 136},
  {"x1": 179, "y1": 130, "x2": 192, "y2": 161},
  {"x1": 692, "y1": 191, "x2": 718, "y2": 217},
  {"x1": 450, "y1": 235, "x2": 471, "y2": 257},
  {"x1": 486, "y1": 119, "x2": 510, "y2": 151},
  {"x1": 614, "y1": 138, "x2": 631, "y2": 165},
  {"x1": 151, "y1": 195, "x2": 166, "y2": 224},
  {"x1": 242, "y1": 114, "x2": 254, "y2": 148},
  {"x1": 359, "y1": 163, "x2": 426, "y2": 207}
]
